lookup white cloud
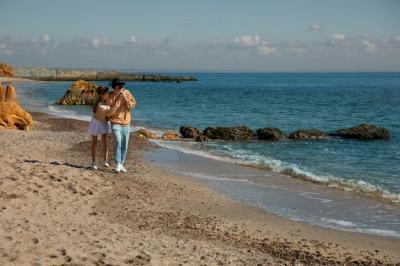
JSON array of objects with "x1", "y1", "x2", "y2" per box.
[
  {"x1": 40, "y1": 34, "x2": 51, "y2": 43},
  {"x1": 233, "y1": 35, "x2": 261, "y2": 47},
  {"x1": 362, "y1": 40, "x2": 376, "y2": 52},
  {"x1": 130, "y1": 35, "x2": 136, "y2": 43},
  {"x1": 288, "y1": 47, "x2": 305, "y2": 53},
  {"x1": 3, "y1": 49, "x2": 15, "y2": 56},
  {"x1": 394, "y1": 36, "x2": 400, "y2": 42},
  {"x1": 327, "y1": 33, "x2": 346, "y2": 46},
  {"x1": 233, "y1": 35, "x2": 277, "y2": 56},
  {"x1": 309, "y1": 24, "x2": 322, "y2": 31},
  {"x1": 257, "y1": 45, "x2": 277, "y2": 55},
  {"x1": 90, "y1": 37, "x2": 110, "y2": 48}
]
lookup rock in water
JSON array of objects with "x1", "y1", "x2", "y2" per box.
[
  {"x1": 203, "y1": 126, "x2": 254, "y2": 140},
  {"x1": 162, "y1": 131, "x2": 180, "y2": 141},
  {"x1": 256, "y1": 128, "x2": 285, "y2": 141},
  {"x1": 288, "y1": 129, "x2": 326, "y2": 140},
  {"x1": 0, "y1": 84, "x2": 33, "y2": 130},
  {"x1": 195, "y1": 135, "x2": 208, "y2": 142},
  {"x1": 179, "y1": 126, "x2": 201, "y2": 138},
  {"x1": 133, "y1": 129, "x2": 157, "y2": 139},
  {"x1": 0, "y1": 61, "x2": 15, "y2": 77},
  {"x1": 56, "y1": 80, "x2": 97, "y2": 105},
  {"x1": 334, "y1": 124, "x2": 390, "y2": 140}
]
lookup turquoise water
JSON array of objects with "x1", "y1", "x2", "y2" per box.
[{"x1": 15, "y1": 72, "x2": 400, "y2": 202}]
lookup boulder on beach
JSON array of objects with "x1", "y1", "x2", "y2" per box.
[
  {"x1": 203, "y1": 126, "x2": 254, "y2": 140},
  {"x1": 133, "y1": 129, "x2": 157, "y2": 139},
  {"x1": 288, "y1": 129, "x2": 326, "y2": 140},
  {"x1": 56, "y1": 79, "x2": 97, "y2": 105},
  {"x1": 179, "y1": 126, "x2": 201, "y2": 138},
  {"x1": 0, "y1": 61, "x2": 15, "y2": 77},
  {"x1": 334, "y1": 124, "x2": 390, "y2": 140},
  {"x1": 0, "y1": 84, "x2": 33, "y2": 130},
  {"x1": 162, "y1": 131, "x2": 180, "y2": 141},
  {"x1": 195, "y1": 134, "x2": 208, "y2": 142},
  {"x1": 256, "y1": 128, "x2": 285, "y2": 141}
]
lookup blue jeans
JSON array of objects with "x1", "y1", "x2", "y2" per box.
[{"x1": 111, "y1": 124, "x2": 130, "y2": 164}]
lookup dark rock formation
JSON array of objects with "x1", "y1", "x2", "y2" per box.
[
  {"x1": 256, "y1": 128, "x2": 285, "y2": 141},
  {"x1": 333, "y1": 124, "x2": 390, "y2": 140},
  {"x1": 203, "y1": 126, "x2": 254, "y2": 140},
  {"x1": 180, "y1": 126, "x2": 201, "y2": 138},
  {"x1": 288, "y1": 129, "x2": 326, "y2": 140},
  {"x1": 56, "y1": 80, "x2": 97, "y2": 105},
  {"x1": 195, "y1": 135, "x2": 208, "y2": 142},
  {"x1": 15, "y1": 67, "x2": 197, "y2": 82}
]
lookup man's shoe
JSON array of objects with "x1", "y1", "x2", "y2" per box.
[
  {"x1": 114, "y1": 163, "x2": 122, "y2": 173},
  {"x1": 104, "y1": 162, "x2": 110, "y2": 168},
  {"x1": 120, "y1": 165, "x2": 127, "y2": 173}
]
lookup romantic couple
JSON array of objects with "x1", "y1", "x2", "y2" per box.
[{"x1": 88, "y1": 78, "x2": 136, "y2": 173}]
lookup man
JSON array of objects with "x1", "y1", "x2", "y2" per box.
[{"x1": 106, "y1": 78, "x2": 136, "y2": 173}]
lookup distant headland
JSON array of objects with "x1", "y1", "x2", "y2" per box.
[{"x1": 14, "y1": 67, "x2": 197, "y2": 82}]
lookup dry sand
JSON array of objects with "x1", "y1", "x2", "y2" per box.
[
  {"x1": 0, "y1": 77, "x2": 39, "y2": 84},
  {"x1": 0, "y1": 112, "x2": 399, "y2": 265}
]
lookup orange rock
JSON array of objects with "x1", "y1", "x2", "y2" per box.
[
  {"x1": 56, "y1": 79, "x2": 97, "y2": 105},
  {"x1": 0, "y1": 84, "x2": 33, "y2": 130},
  {"x1": 5, "y1": 84, "x2": 17, "y2": 102},
  {"x1": 161, "y1": 131, "x2": 180, "y2": 141},
  {"x1": 0, "y1": 61, "x2": 15, "y2": 77},
  {"x1": 133, "y1": 129, "x2": 157, "y2": 139},
  {"x1": 0, "y1": 84, "x2": 5, "y2": 101}
]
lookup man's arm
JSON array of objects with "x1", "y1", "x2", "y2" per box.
[{"x1": 122, "y1": 90, "x2": 136, "y2": 110}]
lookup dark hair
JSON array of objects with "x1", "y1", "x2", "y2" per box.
[{"x1": 92, "y1": 86, "x2": 109, "y2": 113}]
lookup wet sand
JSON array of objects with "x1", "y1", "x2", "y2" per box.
[{"x1": 0, "y1": 112, "x2": 399, "y2": 265}]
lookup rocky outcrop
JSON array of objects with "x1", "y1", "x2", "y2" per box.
[
  {"x1": 162, "y1": 131, "x2": 180, "y2": 141},
  {"x1": 288, "y1": 129, "x2": 326, "y2": 140},
  {"x1": 203, "y1": 126, "x2": 254, "y2": 140},
  {"x1": 56, "y1": 80, "x2": 97, "y2": 105},
  {"x1": 333, "y1": 124, "x2": 390, "y2": 140},
  {"x1": 15, "y1": 67, "x2": 197, "y2": 82},
  {"x1": 133, "y1": 129, "x2": 157, "y2": 139},
  {"x1": 180, "y1": 126, "x2": 201, "y2": 138},
  {"x1": 256, "y1": 128, "x2": 285, "y2": 141},
  {"x1": 0, "y1": 84, "x2": 33, "y2": 130},
  {"x1": 0, "y1": 62, "x2": 15, "y2": 77},
  {"x1": 195, "y1": 135, "x2": 208, "y2": 142}
]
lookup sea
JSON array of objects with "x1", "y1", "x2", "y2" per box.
[{"x1": 13, "y1": 72, "x2": 400, "y2": 237}]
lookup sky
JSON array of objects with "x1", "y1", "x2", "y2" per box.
[{"x1": 1, "y1": 0, "x2": 400, "y2": 72}]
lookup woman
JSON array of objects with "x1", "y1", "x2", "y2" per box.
[{"x1": 88, "y1": 86, "x2": 110, "y2": 170}]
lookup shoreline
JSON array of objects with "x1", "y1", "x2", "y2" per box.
[
  {"x1": 1, "y1": 112, "x2": 399, "y2": 264},
  {"x1": 145, "y1": 145, "x2": 400, "y2": 238},
  {"x1": 150, "y1": 138, "x2": 400, "y2": 207},
  {"x1": 0, "y1": 76, "x2": 41, "y2": 84}
]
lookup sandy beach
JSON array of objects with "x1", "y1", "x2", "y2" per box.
[
  {"x1": 0, "y1": 112, "x2": 399, "y2": 265},
  {"x1": 0, "y1": 77, "x2": 39, "y2": 84}
]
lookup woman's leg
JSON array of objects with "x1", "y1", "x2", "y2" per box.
[
  {"x1": 91, "y1": 135, "x2": 98, "y2": 162},
  {"x1": 101, "y1": 134, "x2": 108, "y2": 162}
]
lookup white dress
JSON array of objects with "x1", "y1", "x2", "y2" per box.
[{"x1": 88, "y1": 104, "x2": 110, "y2": 135}]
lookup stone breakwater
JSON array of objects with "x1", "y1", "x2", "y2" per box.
[
  {"x1": 176, "y1": 125, "x2": 390, "y2": 141},
  {"x1": 15, "y1": 67, "x2": 197, "y2": 82}
]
